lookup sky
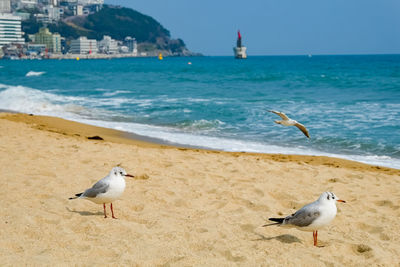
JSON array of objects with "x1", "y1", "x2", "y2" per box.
[{"x1": 105, "y1": 0, "x2": 400, "y2": 56}]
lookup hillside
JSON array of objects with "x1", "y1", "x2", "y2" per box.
[{"x1": 22, "y1": 5, "x2": 194, "y2": 56}]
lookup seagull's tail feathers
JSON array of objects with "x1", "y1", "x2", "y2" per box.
[
  {"x1": 69, "y1": 193, "x2": 83, "y2": 200},
  {"x1": 262, "y1": 218, "x2": 284, "y2": 227}
]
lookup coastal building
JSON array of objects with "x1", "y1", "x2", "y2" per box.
[
  {"x1": 59, "y1": 0, "x2": 76, "y2": 5},
  {"x1": 27, "y1": 43, "x2": 46, "y2": 53},
  {"x1": 0, "y1": 0, "x2": 11, "y2": 13},
  {"x1": 1, "y1": 43, "x2": 24, "y2": 58},
  {"x1": 13, "y1": 0, "x2": 38, "y2": 9},
  {"x1": 59, "y1": 0, "x2": 77, "y2": 10},
  {"x1": 98, "y1": 35, "x2": 117, "y2": 54},
  {"x1": 75, "y1": 4, "x2": 82, "y2": 15},
  {"x1": 69, "y1": 36, "x2": 97, "y2": 54},
  {"x1": 77, "y1": 0, "x2": 102, "y2": 5},
  {"x1": 0, "y1": 14, "x2": 24, "y2": 47},
  {"x1": 13, "y1": 11, "x2": 30, "y2": 20},
  {"x1": 124, "y1": 36, "x2": 137, "y2": 55},
  {"x1": 44, "y1": 0, "x2": 58, "y2": 5},
  {"x1": 32, "y1": 27, "x2": 61, "y2": 53},
  {"x1": 38, "y1": 5, "x2": 63, "y2": 22},
  {"x1": 82, "y1": 3, "x2": 100, "y2": 13}
]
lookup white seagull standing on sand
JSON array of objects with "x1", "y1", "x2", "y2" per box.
[
  {"x1": 263, "y1": 191, "x2": 346, "y2": 246},
  {"x1": 267, "y1": 110, "x2": 310, "y2": 138},
  {"x1": 69, "y1": 166, "x2": 134, "y2": 219}
]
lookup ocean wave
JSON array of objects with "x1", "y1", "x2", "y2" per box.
[
  {"x1": 175, "y1": 119, "x2": 225, "y2": 132},
  {"x1": 0, "y1": 83, "x2": 398, "y2": 169},
  {"x1": 26, "y1": 71, "x2": 46, "y2": 77},
  {"x1": 0, "y1": 84, "x2": 99, "y2": 119},
  {"x1": 76, "y1": 118, "x2": 400, "y2": 169},
  {"x1": 102, "y1": 90, "x2": 131, "y2": 97}
]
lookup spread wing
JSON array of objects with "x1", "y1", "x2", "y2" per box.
[
  {"x1": 268, "y1": 110, "x2": 289, "y2": 120},
  {"x1": 294, "y1": 122, "x2": 310, "y2": 138},
  {"x1": 82, "y1": 179, "x2": 109, "y2": 198},
  {"x1": 283, "y1": 206, "x2": 320, "y2": 227}
]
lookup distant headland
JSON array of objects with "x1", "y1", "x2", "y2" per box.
[{"x1": 0, "y1": 1, "x2": 200, "y2": 59}]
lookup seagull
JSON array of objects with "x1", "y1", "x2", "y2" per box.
[
  {"x1": 69, "y1": 166, "x2": 134, "y2": 219},
  {"x1": 263, "y1": 191, "x2": 346, "y2": 246},
  {"x1": 267, "y1": 110, "x2": 310, "y2": 138}
]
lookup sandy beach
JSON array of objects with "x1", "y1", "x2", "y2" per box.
[{"x1": 1, "y1": 112, "x2": 399, "y2": 266}]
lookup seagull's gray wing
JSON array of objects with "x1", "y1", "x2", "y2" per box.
[
  {"x1": 283, "y1": 206, "x2": 320, "y2": 227},
  {"x1": 294, "y1": 122, "x2": 310, "y2": 138},
  {"x1": 82, "y1": 179, "x2": 109, "y2": 198},
  {"x1": 268, "y1": 110, "x2": 289, "y2": 120}
]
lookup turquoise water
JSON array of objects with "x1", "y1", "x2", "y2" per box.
[{"x1": 1, "y1": 55, "x2": 399, "y2": 168}]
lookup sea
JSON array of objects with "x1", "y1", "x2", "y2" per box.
[{"x1": 0, "y1": 55, "x2": 399, "y2": 169}]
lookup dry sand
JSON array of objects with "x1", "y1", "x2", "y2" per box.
[{"x1": 1, "y1": 113, "x2": 399, "y2": 266}]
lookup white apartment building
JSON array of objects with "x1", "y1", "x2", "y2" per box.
[
  {"x1": 14, "y1": 0, "x2": 38, "y2": 9},
  {"x1": 70, "y1": 36, "x2": 97, "y2": 54},
  {"x1": 98, "y1": 35, "x2": 117, "y2": 54},
  {"x1": 124, "y1": 36, "x2": 137, "y2": 55},
  {"x1": 0, "y1": 0, "x2": 11, "y2": 13},
  {"x1": 40, "y1": 5, "x2": 63, "y2": 22},
  {"x1": 77, "y1": 0, "x2": 102, "y2": 5},
  {"x1": 0, "y1": 13, "x2": 24, "y2": 47}
]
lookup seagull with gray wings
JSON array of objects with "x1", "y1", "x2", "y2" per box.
[
  {"x1": 263, "y1": 191, "x2": 346, "y2": 246},
  {"x1": 69, "y1": 166, "x2": 134, "y2": 219},
  {"x1": 267, "y1": 110, "x2": 310, "y2": 138}
]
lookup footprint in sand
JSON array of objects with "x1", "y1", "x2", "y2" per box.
[
  {"x1": 131, "y1": 204, "x2": 144, "y2": 212},
  {"x1": 270, "y1": 192, "x2": 301, "y2": 210},
  {"x1": 220, "y1": 250, "x2": 246, "y2": 262},
  {"x1": 253, "y1": 188, "x2": 264, "y2": 197},
  {"x1": 358, "y1": 222, "x2": 390, "y2": 241},
  {"x1": 374, "y1": 200, "x2": 399, "y2": 210},
  {"x1": 353, "y1": 244, "x2": 373, "y2": 257},
  {"x1": 240, "y1": 223, "x2": 256, "y2": 233},
  {"x1": 196, "y1": 228, "x2": 208, "y2": 233}
]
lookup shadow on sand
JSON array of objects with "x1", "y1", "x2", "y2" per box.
[
  {"x1": 66, "y1": 207, "x2": 103, "y2": 216},
  {"x1": 253, "y1": 233, "x2": 302, "y2": 244}
]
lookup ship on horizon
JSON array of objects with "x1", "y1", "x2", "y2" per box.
[{"x1": 233, "y1": 30, "x2": 247, "y2": 59}]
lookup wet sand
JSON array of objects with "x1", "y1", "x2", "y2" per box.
[{"x1": 1, "y1": 112, "x2": 399, "y2": 266}]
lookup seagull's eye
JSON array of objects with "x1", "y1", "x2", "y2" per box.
[
  {"x1": 120, "y1": 172, "x2": 123, "y2": 175},
  {"x1": 332, "y1": 196, "x2": 335, "y2": 199}
]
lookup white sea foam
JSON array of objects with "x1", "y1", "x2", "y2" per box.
[
  {"x1": 102, "y1": 90, "x2": 131, "y2": 97},
  {"x1": 0, "y1": 83, "x2": 398, "y2": 169},
  {"x1": 0, "y1": 84, "x2": 101, "y2": 119},
  {"x1": 76, "y1": 118, "x2": 400, "y2": 169},
  {"x1": 26, "y1": 71, "x2": 46, "y2": 77}
]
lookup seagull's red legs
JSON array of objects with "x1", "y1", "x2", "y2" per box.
[
  {"x1": 103, "y1": 203, "x2": 107, "y2": 218},
  {"x1": 313, "y1": 231, "x2": 318, "y2": 246},
  {"x1": 110, "y1": 203, "x2": 117, "y2": 219}
]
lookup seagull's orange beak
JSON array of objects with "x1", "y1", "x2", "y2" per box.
[
  {"x1": 337, "y1": 199, "x2": 346, "y2": 203},
  {"x1": 125, "y1": 174, "x2": 135, "y2": 178}
]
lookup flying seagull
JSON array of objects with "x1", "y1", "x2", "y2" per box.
[
  {"x1": 69, "y1": 166, "x2": 135, "y2": 219},
  {"x1": 267, "y1": 110, "x2": 310, "y2": 138},
  {"x1": 263, "y1": 191, "x2": 346, "y2": 246}
]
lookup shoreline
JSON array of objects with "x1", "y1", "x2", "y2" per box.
[
  {"x1": 1, "y1": 112, "x2": 398, "y2": 174},
  {"x1": 1, "y1": 111, "x2": 400, "y2": 265}
]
